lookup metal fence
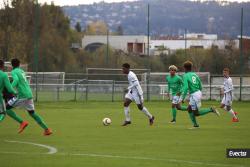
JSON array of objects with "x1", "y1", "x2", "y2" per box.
[{"x1": 29, "y1": 73, "x2": 250, "y2": 102}]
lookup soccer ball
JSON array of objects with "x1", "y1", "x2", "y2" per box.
[{"x1": 102, "y1": 118, "x2": 112, "y2": 126}]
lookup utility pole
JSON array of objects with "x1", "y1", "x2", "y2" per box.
[
  {"x1": 239, "y1": 7, "x2": 244, "y2": 101},
  {"x1": 147, "y1": 3, "x2": 150, "y2": 101},
  {"x1": 34, "y1": 0, "x2": 39, "y2": 102},
  {"x1": 185, "y1": 28, "x2": 187, "y2": 59},
  {"x1": 106, "y1": 29, "x2": 109, "y2": 66}
]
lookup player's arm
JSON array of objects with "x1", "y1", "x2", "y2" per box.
[
  {"x1": 127, "y1": 80, "x2": 138, "y2": 90},
  {"x1": 3, "y1": 73, "x2": 16, "y2": 95},
  {"x1": 167, "y1": 78, "x2": 170, "y2": 96},
  {"x1": 180, "y1": 75, "x2": 188, "y2": 101},
  {"x1": 177, "y1": 76, "x2": 183, "y2": 96},
  {"x1": 224, "y1": 79, "x2": 233, "y2": 93},
  {"x1": 11, "y1": 72, "x2": 19, "y2": 88}
]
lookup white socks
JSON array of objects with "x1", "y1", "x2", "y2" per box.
[
  {"x1": 229, "y1": 109, "x2": 237, "y2": 119},
  {"x1": 124, "y1": 107, "x2": 131, "y2": 121},
  {"x1": 124, "y1": 106, "x2": 153, "y2": 121},
  {"x1": 224, "y1": 106, "x2": 237, "y2": 119},
  {"x1": 141, "y1": 107, "x2": 153, "y2": 119}
]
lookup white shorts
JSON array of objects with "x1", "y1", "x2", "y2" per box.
[
  {"x1": 221, "y1": 93, "x2": 232, "y2": 106},
  {"x1": 172, "y1": 95, "x2": 182, "y2": 104},
  {"x1": 189, "y1": 91, "x2": 202, "y2": 110},
  {"x1": 125, "y1": 91, "x2": 143, "y2": 105},
  {"x1": 8, "y1": 97, "x2": 35, "y2": 111}
]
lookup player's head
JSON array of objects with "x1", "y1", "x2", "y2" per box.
[
  {"x1": 0, "y1": 59, "x2": 4, "y2": 70},
  {"x1": 11, "y1": 58, "x2": 20, "y2": 68},
  {"x1": 223, "y1": 68, "x2": 230, "y2": 77},
  {"x1": 169, "y1": 65, "x2": 177, "y2": 76},
  {"x1": 122, "y1": 63, "x2": 130, "y2": 74},
  {"x1": 183, "y1": 61, "x2": 193, "y2": 72}
]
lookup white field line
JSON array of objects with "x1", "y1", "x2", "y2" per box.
[
  {"x1": 4, "y1": 140, "x2": 58, "y2": 154},
  {"x1": 0, "y1": 140, "x2": 246, "y2": 167}
]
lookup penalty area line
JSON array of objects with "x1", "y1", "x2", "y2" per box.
[
  {"x1": 4, "y1": 140, "x2": 58, "y2": 154},
  {"x1": 0, "y1": 145, "x2": 246, "y2": 167}
]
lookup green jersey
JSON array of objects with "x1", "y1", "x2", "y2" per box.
[
  {"x1": 166, "y1": 75, "x2": 183, "y2": 96},
  {"x1": 0, "y1": 70, "x2": 16, "y2": 101},
  {"x1": 181, "y1": 72, "x2": 202, "y2": 100},
  {"x1": 11, "y1": 67, "x2": 33, "y2": 99}
]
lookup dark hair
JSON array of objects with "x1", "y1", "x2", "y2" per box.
[
  {"x1": 122, "y1": 63, "x2": 130, "y2": 69},
  {"x1": 183, "y1": 60, "x2": 193, "y2": 71},
  {"x1": 223, "y1": 68, "x2": 230, "y2": 72},
  {"x1": 0, "y1": 60, "x2": 4, "y2": 68},
  {"x1": 11, "y1": 58, "x2": 20, "y2": 68}
]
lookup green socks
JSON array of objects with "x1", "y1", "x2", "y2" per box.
[
  {"x1": 188, "y1": 112, "x2": 198, "y2": 126},
  {"x1": 6, "y1": 109, "x2": 48, "y2": 130},
  {"x1": 180, "y1": 106, "x2": 188, "y2": 111},
  {"x1": 171, "y1": 108, "x2": 177, "y2": 120},
  {"x1": 199, "y1": 108, "x2": 212, "y2": 116},
  {"x1": 29, "y1": 112, "x2": 48, "y2": 130},
  {"x1": 6, "y1": 109, "x2": 23, "y2": 124}
]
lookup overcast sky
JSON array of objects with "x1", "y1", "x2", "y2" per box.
[
  {"x1": 37, "y1": 0, "x2": 250, "y2": 6},
  {"x1": 0, "y1": 0, "x2": 249, "y2": 8}
]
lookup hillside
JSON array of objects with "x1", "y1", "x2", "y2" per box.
[{"x1": 63, "y1": 0, "x2": 250, "y2": 38}]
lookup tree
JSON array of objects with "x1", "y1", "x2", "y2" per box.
[
  {"x1": 75, "y1": 22, "x2": 81, "y2": 32},
  {"x1": 0, "y1": 0, "x2": 82, "y2": 72},
  {"x1": 84, "y1": 21, "x2": 108, "y2": 35}
]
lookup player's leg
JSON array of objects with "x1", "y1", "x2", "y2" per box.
[
  {"x1": 5, "y1": 98, "x2": 24, "y2": 124},
  {"x1": 137, "y1": 103, "x2": 154, "y2": 125},
  {"x1": 176, "y1": 96, "x2": 188, "y2": 111},
  {"x1": 123, "y1": 98, "x2": 132, "y2": 122},
  {"x1": 170, "y1": 103, "x2": 177, "y2": 123},
  {"x1": 221, "y1": 95, "x2": 238, "y2": 122},
  {"x1": 6, "y1": 101, "x2": 29, "y2": 133},
  {"x1": 134, "y1": 93, "x2": 154, "y2": 125},
  {"x1": 187, "y1": 105, "x2": 199, "y2": 128},
  {"x1": 222, "y1": 105, "x2": 238, "y2": 122},
  {"x1": 188, "y1": 93, "x2": 200, "y2": 128},
  {"x1": 122, "y1": 92, "x2": 133, "y2": 126},
  {"x1": 176, "y1": 104, "x2": 188, "y2": 111},
  {"x1": 193, "y1": 92, "x2": 219, "y2": 117},
  {"x1": 25, "y1": 99, "x2": 52, "y2": 135},
  {"x1": 0, "y1": 101, "x2": 6, "y2": 122},
  {"x1": 170, "y1": 96, "x2": 178, "y2": 123}
]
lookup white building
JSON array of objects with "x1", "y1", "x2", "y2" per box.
[
  {"x1": 186, "y1": 33, "x2": 218, "y2": 40},
  {"x1": 150, "y1": 39, "x2": 239, "y2": 55},
  {"x1": 82, "y1": 35, "x2": 149, "y2": 54},
  {"x1": 151, "y1": 39, "x2": 238, "y2": 50},
  {"x1": 82, "y1": 34, "x2": 239, "y2": 56}
]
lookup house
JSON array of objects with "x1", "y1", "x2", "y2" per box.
[{"x1": 82, "y1": 35, "x2": 149, "y2": 55}]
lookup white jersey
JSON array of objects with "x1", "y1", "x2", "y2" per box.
[
  {"x1": 223, "y1": 77, "x2": 233, "y2": 94},
  {"x1": 127, "y1": 71, "x2": 143, "y2": 96},
  {"x1": 222, "y1": 77, "x2": 233, "y2": 106}
]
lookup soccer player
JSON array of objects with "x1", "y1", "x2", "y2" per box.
[
  {"x1": 180, "y1": 61, "x2": 220, "y2": 128},
  {"x1": 0, "y1": 60, "x2": 17, "y2": 122},
  {"x1": 122, "y1": 63, "x2": 154, "y2": 126},
  {"x1": 220, "y1": 68, "x2": 239, "y2": 122},
  {"x1": 5, "y1": 58, "x2": 52, "y2": 135},
  {"x1": 166, "y1": 65, "x2": 187, "y2": 123}
]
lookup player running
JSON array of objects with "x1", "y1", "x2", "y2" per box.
[
  {"x1": 180, "y1": 61, "x2": 220, "y2": 129},
  {"x1": 0, "y1": 60, "x2": 17, "y2": 122},
  {"x1": 166, "y1": 65, "x2": 187, "y2": 123},
  {"x1": 220, "y1": 68, "x2": 239, "y2": 122},
  {"x1": 5, "y1": 58, "x2": 52, "y2": 135},
  {"x1": 122, "y1": 63, "x2": 154, "y2": 126}
]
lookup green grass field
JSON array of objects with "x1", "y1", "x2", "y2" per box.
[{"x1": 0, "y1": 101, "x2": 250, "y2": 167}]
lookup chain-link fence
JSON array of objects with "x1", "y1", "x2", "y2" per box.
[{"x1": 29, "y1": 72, "x2": 250, "y2": 102}]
